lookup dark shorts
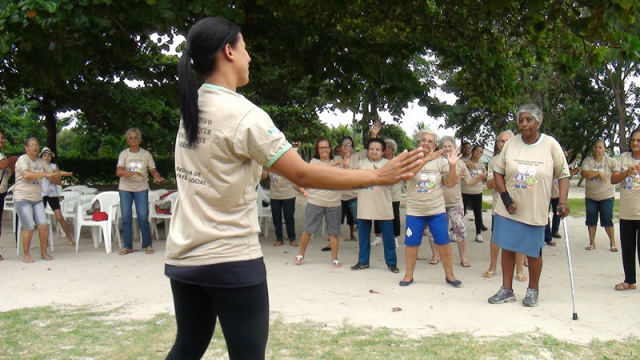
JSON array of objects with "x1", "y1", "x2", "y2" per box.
[
  {"x1": 0, "y1": 192, "x2": 5, "y2": 223},
  {"x1": 43, "y1": 196, "x2": 61, "y2": 211},
  {"x1": 585, "y1": 197, "x2": 614, "y2": 227}
]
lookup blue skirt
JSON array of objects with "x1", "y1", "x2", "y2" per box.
[{"x1": 493, "y1": 214, "x2": 544, "y2": 258}]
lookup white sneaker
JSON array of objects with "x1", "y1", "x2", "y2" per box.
[
  {"x1": 395, "y1": 237, "x2": 399, "y2": 248},
  {"x1": 371, "y1": 237, "x2": 382, "y2": 246},
  {"x1": 475, "y1": 234, "x2": 484, "y2": 243}
]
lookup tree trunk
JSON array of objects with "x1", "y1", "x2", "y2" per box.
[
  {"x1": 44, "y1": 105, "x2": 57, "y2": 155},
  {"x1": 609, "y1": 64, "x2": 627, "y2": 152}
]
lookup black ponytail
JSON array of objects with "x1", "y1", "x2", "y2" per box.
[{"x1": 178, "y1": 17, "x2": 241, "y2": 146}]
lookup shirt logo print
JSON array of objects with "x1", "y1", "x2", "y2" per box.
[{"x1": 514, "y1": 165, "x2": 537, "y2": 189}]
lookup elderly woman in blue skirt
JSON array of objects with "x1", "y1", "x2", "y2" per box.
[{"x1": 488, "y1": 104, "x2": 570, "y2": 307}]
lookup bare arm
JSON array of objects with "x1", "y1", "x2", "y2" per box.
[
  {"x1": 611, "y1": 169, "x2": 628, "y2": 184},
  {"x1": 442, "y1": 152, "x2": 460, "y2": 188},
  {"x1": 116, "y1": 166, "x2": 145, "y2": 180},
  {"x1": 22, "y1": 169, "x2": 51, "y2": 181},
  {"x1": 463, "y1": 172, "x2": 487, "y2": 186},
  {"x1": 149, "y1": 168, "x2": 165, "y2": 183},
  {"x1": 556, "y1": 177, "x2": 570, "y2": 217},
  {"x1": 268, "y1": 147, "x2": 426, "y2": 190},
  {"x1": 0, "y1": 155, "x2": 17, "y2": 170}
]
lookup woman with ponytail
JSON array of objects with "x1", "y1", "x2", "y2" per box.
[{"x1": 165, "y1": 17, "x2": 430, "y2": 360}]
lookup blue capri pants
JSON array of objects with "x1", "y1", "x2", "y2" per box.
[{"x1": 585, "y1": 197, "x2": 614, "y2": 227}]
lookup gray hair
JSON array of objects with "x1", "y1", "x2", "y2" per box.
[
  {"x1": 125, "y1": 128, "x2": 142, "y2": 139},
  {"x1": 497, "y1": 129, "x2": 515, "y2": 139},
  {"x1": 517, "y1": 104, "x2": 543, "y2": 125},
  {"x1": 416, "y1": 131, "x2": 438, "y2": 144},
  {"x1": 384, "y1": 138, "x2": 397, "y2": 151},
  {"x1": 24, "y1": 137, "x2": 39, "y2": 147},
  {"x1": 438, "y1": 136, "x2": 456, "y2": 149}
]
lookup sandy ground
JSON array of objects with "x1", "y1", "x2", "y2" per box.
[{"x1": 1, "y1": 183, "x2": 639, "y2": 344}]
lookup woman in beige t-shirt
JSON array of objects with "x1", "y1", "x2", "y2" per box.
[
  {"x1": 167, "y1": 17, "x2": 430, "y2": 360},
  {"x1": 14, "y1": 138, "x2": 72, "y2": 263},
  {"x1": 461, "y1": 145, "x2": 488, "y2": 242},
  {"x1": 581, "y1": 140, "x2": 618, "y2": 252},
  {"x1": 489, "y1": 104, "x2": 570, "y2": 307},
  {"x1": 116, "y1": 128, "x2": 164, "y2": 255},
  {"x1": 611, "y1": 129, "x2": 640, "y2": 291}
]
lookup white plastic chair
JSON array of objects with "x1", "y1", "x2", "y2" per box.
[
  {"x1": 149, "y1": 191, "x2": 178, "y2": 241},
  {"x1": 74, "y1": 191, "x2": 120, "y2": 253},
  {"x1": 61, "y1": 185, "x2": 88, "y2": 192},
  {"x1": 257, "y1": 185, "x2": 272, "y2": 237},
  {"x1": 3, "y1": 185, "x2": 16, "y2": 232},
  {"x1": 77, "y1": 188, "x2": 98, "y2": 195}
]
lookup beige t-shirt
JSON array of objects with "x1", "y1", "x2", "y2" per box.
[
  {"x1": 461, "y1": 160, "x2": 486, "y2": 195},
  {"x1": 338, "y1": 150, "x2": 367, "y2": 201},
  {"x1": 405, "y1": 157, "x2": 450, "y2": 217},
  {"x1": 0, "y1": 151, "x2": 12, "y2": 193},
  {"x1": 269, "y1": 173, "x2": 298, "y2": 200},
  {"x1": 307, "y1": 158, "x2": 342, "y2": 207},
  {"x1": 617, "y1": 152, "x2": 640, "y2": 220},
  {"x1": 443, "y1": 160, "x2": 469, "y2": 206},
  {"x1": 582, "y1": 156, "x2": 617, "y2": 201},
  {"x1": 117, "y1": 148, "x2": 156, "y2": 192},
  {"x1": 493, "y1": 134, "x2": 570, "y2": 226},
  {"x1": 14, "y1": 154, "x2": 54, "y2": 202},
  {"x1": 488, "y1": 155, "x2": 499, "y2": 215},
  {"x1": 390, "y1": 181, "x2": 402, "y2": 202},
  {"x1": 356, "y1": 158, "x2": 393, "y2": 220},
  {"x1": 166, "y1": 85, "x2": 291, "y2": 266}
]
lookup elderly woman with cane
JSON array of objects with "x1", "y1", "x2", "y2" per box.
[
  {"x1": 488, "y1": 104, "x2": 570, "y2": 307},
  {"x1": 611, "y1": 129, "x2": 640, "y2": 291},
  {"x1": 166, "y1": 16, "x2": 429, "y2": 359}
]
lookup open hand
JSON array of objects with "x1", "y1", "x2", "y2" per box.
[{"x1": 376, "y1": 148, "x2": 424, "y2": 184}]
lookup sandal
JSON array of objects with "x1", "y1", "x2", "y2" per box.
[
  {"x1": 332, "y1": 259, "x2": 342, "y2": 268},
  {"x1": 41, "y1": 254, "x2": 53, "y2": 261},
  {"x1": 482, "y1": 270, "x2": 495, "y2": 278},
  {"x1": 611, "y1": 247, "x2": 619, "y2": 252},
  {"x1": 460, "y1": 261, "x2": 471, "y2": 268},
  {"x1": 119, "y1": 248, "x2": 133, "y2": 255},
  {"x1": 585, "y1": 245, "x2": 595, "y2": 250},
  {"x1": 294, "y1": 255, "x2": 304, "y2": 265},
  {"x1": 67, "y1": 240, "x2": 75, "y2": 246},
  {"x1": 614, "y1": 282, "x2": 636, "y2": 291},
  {"x1": 290, "y1": 241, "x2": 298, "y2": 247},
  {"x1": 273, "y1": 240, "x2": 284, "y2": 247},
  {"x1": 429, "y1": 259, "x2": 439, "y2": 265},
  {"x1": 145, "y1": 246, "x2": 154, "y2": 254},
  {"x1": 22, "y1": 256, "x2": 35, "y2": 263},
  {"x1": 516, "y1": 273, "x2": 527, "y2": 282}
]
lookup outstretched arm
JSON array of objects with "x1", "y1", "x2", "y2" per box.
[{"x1": 268, "y1": 147, "x2": 426, "y2": 190}]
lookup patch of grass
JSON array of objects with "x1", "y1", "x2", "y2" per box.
[{"x1": 2, "y1": 307, "x2": 640, "y2": 359}]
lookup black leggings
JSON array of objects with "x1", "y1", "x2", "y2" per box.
[
  {"x1": 167, "y1": 279, "x2": 269, "y2": 360},
  {"x1": 462, "y1": 193, "x2": 485, "y2": 235},
  {"x1": 620, "y1": 219, "x2": 640, "y2": 284}
]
